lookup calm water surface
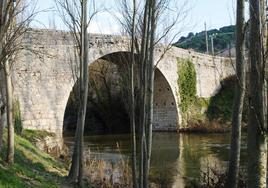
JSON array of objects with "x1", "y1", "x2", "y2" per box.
[{"x1": 64, "y1": 132, "x2": 247, "y2": 187}]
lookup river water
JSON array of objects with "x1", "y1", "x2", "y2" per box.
[{"x1": 64, "y1": 132, "x2": 247, "y2": 187}]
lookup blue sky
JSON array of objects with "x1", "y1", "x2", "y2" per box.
[{"x1": 34, "y1": 0, "x2": 238, "y2": 38}]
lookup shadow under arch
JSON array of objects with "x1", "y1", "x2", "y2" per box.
[{"x1": 63, "y1": 51, "x2": 179, "y2": 134}]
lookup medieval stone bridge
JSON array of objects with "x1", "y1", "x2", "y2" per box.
[{"x1": 12, "y1": 29, "x2": 234, "y2": 136}]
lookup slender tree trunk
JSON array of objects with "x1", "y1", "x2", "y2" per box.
[
  {"x1": 227, "y1": 0, "x2": 246, "y2": 187},
  {"x1": 247, "y1": 0, "x2": 267, "y2": 187},
  {"x1": 68, "y1": 1, "x2": 89, "y2": 184},
  {"x1": 130, "y1": 0, "x2": 138, "y2": 187},
  {"x1": 68, "y1": 59, "x2": 83, "y2": 180},
  {"x1": 78, "y1": 0, "x2": 89, "y2": 186},
  {"x1": 0, "y1": 75, "x2": 5, "y2": 153},
  {"x1": 144, "y1": 0, "x2": 156, "y2": 186},
  {"x1": 5, "y1": 59, "x2": 14, "y2": 164},
  {"x1": 139, "y1": 120, "x2": 145, "y2": 188},
  {"x1": 139, "y1": 1, "x2": 149, "y2": 187},
  {"x1": 0, "y1": 110, "x2": 2, "y2": 152},
  {"x1": 68, "y1": 115, "x2": 81, "y2": 182},
  {"x1": 0, "y1": 37, "x2": 3, "y2": 153}
]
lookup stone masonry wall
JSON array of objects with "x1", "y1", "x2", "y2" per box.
[{"x1": 11, "y1": 29, "x2": 234, "y2": 136}]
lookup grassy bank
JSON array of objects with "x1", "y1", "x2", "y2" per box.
[{"x1": 0, "y1": 130, "x2": 68, "y2": 188}]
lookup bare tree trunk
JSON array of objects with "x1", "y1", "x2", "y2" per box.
[
  {"x1": 5, "y1": 59, "x2": 14, "y2": 164},
  {"x1": 67, "y1": 0, "x2": 89, "y2": 184},
  {"x1": 227, "y1": 0, "x2": 246, "y2": 187},
  {"x1": 130, "y1": 0, "x2": 138, "y2": 187},
  {"x1": 144, "y1": 0, "x2": 156, "y2": 186},
  {"x1": 0, "y1": 75, "x2": 5, "y2": 152},
  {"x1": 78, "y1": 0, "x2": 89, "y2": 186},
  {"x1": 142, "y1": 3, "x2": 151, "y2": 185},
  {"x1": 0, "y1": 110, "x2": 2, "y2": 152},
  {"x1": 0, "y1": 43, "x2": 4, "y2": 154},
  {"x1": 247, "y1": 0, "x2": 267, "y2": 187},
  {"x1": 139, "y1": 1, "x2": 149, "y2": 187},
  {"x1": 68, "y1": 114, "x2": 81, "y2": 182}
]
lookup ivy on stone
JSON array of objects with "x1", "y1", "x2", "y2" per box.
[{"x1": 177, "y1": 58, "x2": 197, "y2": 113}]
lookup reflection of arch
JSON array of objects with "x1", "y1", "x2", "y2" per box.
[{"x1": 63, "y1": 51, "x2": 179, "y2": 134}]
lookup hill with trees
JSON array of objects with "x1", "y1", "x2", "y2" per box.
[{"x1": 174, "y1": 25, "x2": 235, "y2": 54}]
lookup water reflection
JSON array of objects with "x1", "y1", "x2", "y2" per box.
[{"x1": 64, "y1": 132, "x2": 247, "y2": 187}]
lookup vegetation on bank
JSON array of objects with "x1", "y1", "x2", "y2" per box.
[
  {"x1": 177, "y1": 58, "x2": 242, "y2": 132},
  {"x1": 0, "y1": 130, "x2": 68, "y2": 188},
  {"x1": 186, "y1": 166, "x2": 246, "y2": 188}
]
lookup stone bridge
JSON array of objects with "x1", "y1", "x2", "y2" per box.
[{"x1": 12, "y1": 29, "x2": 235, "y2": 136}]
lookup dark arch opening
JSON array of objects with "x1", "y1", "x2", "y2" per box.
[
  {"x1": 63, "y1": 51, "x2": 179, "y2": 135},
  {"x1": 63, "y1": 53, "x2": 131, "y2": 134}
]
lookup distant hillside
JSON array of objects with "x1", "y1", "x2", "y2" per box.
[{"x1": 174, "y1": 25, "x2": 235, "y2": 54}]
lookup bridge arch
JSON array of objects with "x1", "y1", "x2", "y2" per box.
[{"x1": 62, "y1": 51, "x2": 180, "y2": 134}]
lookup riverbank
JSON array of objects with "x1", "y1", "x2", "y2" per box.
[
  {"x1": 178, "y1": 120, "x2": 248, "y2": 134},
  {"x1": 0, "y1": 130, "x2": 69, "y2": 187},
  {"x1": 178, "y1": 120, "x2": 231, "y2": 133},
  {"x1": 0, "y1": 130, "x2": 179, "y2": 188},
  {"x1": 0, "y1": 128, "x2": 247, "y2": 188}
]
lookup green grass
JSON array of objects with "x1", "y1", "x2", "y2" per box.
[
  {"x1": 21, "y1": 129, "x2": 56, "y2": 143},
  {"x1": 0, "y1": 130, "x2": 68, "y2": 188}
]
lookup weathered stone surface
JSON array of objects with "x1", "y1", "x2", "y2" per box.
[{"x1": 11, "y1": 29, "x2": 235, "y2": 136}]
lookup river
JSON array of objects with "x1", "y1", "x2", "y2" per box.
[{"x1": 64, "y1": 132, "x2": 247, "y2": 187}]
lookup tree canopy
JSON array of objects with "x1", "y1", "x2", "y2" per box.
[{"x1": 174, "y1": 25, "x2": 235, "y2": 54}]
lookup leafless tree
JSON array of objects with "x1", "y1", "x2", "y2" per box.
[
  {"x1": 0, "y1": 0, "x2": 37, "y2": 164},
  {"x1": 55, "y1": 0, "x2": 98, "y2": 185},
  {"x1": 117, "y1": 0, "x2": 188, "y2": 187}
]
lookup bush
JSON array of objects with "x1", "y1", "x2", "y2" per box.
[{"x1": 186, "y1": 166, "x2": 246, "y2": 188}]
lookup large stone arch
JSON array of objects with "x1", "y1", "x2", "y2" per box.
[{"x1": 63, "y1": 50, "x2": 180, "y2": 134}]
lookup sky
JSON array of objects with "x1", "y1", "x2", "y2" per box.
[{"x1": 33, "y1": 0, "x2": 238, "y2": 39}]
